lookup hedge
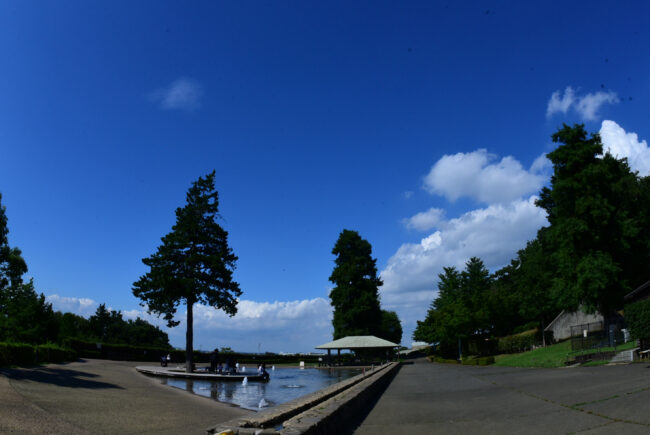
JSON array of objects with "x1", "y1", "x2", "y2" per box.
[
  {"x1": 625, "y1": 299, "x2": 650, "y2": 339},
  {"x1": 0, "y1": 342, "x2": 77, "y2": 367},
  {"x1": 65, "y1": 338, "x2": 326, "y2": 365},
  {"x1": 497, "y1": 329, "x2": 539, "y2": 354},
  {"x1": 461, "y1": 356, "x2": 495, "y2": 366}
]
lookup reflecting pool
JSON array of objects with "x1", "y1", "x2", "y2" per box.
[{"x1": 159, "y1": 367, "x2": 361, "y2": 410}]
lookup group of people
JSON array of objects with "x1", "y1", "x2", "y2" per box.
[{"x1": 209, "y1": 348, "x2": 270, "y2": 381}]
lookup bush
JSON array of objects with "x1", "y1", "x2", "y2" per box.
[
  {"x1": 461, "y1": 355, "x2": 495, "y2": 366},
  {"x1": 467, "y1": 338, "x2": 498, "y2": 356},
  {"x1": 36, "y1": 343, "x2": 77, "y2": 364},
  {"x1": 0, "y1": 342, "x2": 76, "y2": 367},
  {"x1": 497, "y1": 329, "x2": 539, "y2": 354},
  {"x1": 625, "y1": 299, "x2": 650, "y2": 339},
  {"x1": 0, "y1": 342, "x2": 36, "y2": 366},
  {"x1": 429, "y1": 355, "x2": 459, "y2": 364}
]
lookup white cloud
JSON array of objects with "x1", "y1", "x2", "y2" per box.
[
  {"x1": 422, "y1": 149, "x2": 546, "y2": 204},
  {"x1": 381, "y1": 196, "x2": 548, "y2": 342},
  {"x1": 403, "y1": 191, "x2": 414, "y2": 199},
  {"x1": 575, "y1": 91, "x2": 618, "y2": 121},
  {"x1": 546, "y1": 87, "x2": 575, "y2": 117},
  {"x1": 530, "y1": 153, "x2": 552, "y2": 175},
  {"x1": 123, "y1": 298, "x2": 333, "y2": 353},
  {"x1": 46, "y1": 292, "x2": 333, "y2": 353},
  {"x1": 46, "y1": 294, "x2": 98, "y2": 317},
  {"x1": 402, "y1": 207, "x2": 445, "y2": 231},
  {"x1": 149, "y1": 77, "x2": 203, "y2": 111},
  {"x1": 600, "y1": 120, "x2": 650, "y2": 176},
  {"x1": 547, "y1": 86, "x2": 618, "y2": 121}
]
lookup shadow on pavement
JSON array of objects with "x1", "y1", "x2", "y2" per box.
[{"x1": 1, "y1": 367, "x2": 123, "y2": 389}]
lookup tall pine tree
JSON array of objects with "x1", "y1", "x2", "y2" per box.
[
  {"x1": 329, "y1": 230, "x2": 382, "y2": 339},
  {"x1": 133, "y1": 172, "x2": 241, "y2": 372}
]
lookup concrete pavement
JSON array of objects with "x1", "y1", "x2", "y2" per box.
[
  {"x1": 0, "y1": 359, "x2": 251, "y2": 434},
  {"x1": 355, "y1": 358, "x2": 650, "y2": 434}
]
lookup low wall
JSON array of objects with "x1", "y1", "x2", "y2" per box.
[{"x1": 206, "y1": 362, "x2": 400, "y2": 435}]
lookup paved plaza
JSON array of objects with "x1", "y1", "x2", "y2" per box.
[
  {"x1": 355, "y1": 358, "x2": 650, "y2": 434},
  {"x1": 0, "y1": 359, "x2": 250, "y2": 434}
]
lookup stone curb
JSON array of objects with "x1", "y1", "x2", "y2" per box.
[{"x1": 206, "y1": 362, "x2": 400, "y2": 434}]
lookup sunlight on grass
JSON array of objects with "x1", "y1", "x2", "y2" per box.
[
  {"x1": 493, "y1": 340, "x2": 638, "y2": 368},
  {"x1": 494, "y1": 340, "x2": 572, "y2": 368}
]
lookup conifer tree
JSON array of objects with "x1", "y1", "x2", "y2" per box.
[
  {"x1": 328, "y1": 230, "x2": 382, "y2": 339},
  {"x1": 133, "y1": 172, "x2": 241, "y2": 372}
]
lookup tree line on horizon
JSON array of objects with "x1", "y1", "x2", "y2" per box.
[
  {"x1": 414, "y1": 124, "x2": 650, "y2": 352},
  {"x1": 0, "y1": 193, "x2": 170, "y2": 348}
]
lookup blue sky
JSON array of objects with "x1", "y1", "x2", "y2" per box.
[{"x1": 1, "y1": 1, "x2": 649, "y2": 352}]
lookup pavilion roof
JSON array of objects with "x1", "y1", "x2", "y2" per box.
[{"x1": 315, "y1": 335, "x2": 399, "y2": 350}]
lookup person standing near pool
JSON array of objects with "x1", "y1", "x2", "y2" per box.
[
  {"x1": 210, "y1": 348, "x2": 219, "y2": 373},
  {"x1": 259, "y1": 363, "x2": 270, "y2": 382}
]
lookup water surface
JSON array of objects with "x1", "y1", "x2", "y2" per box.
[{"x1": 160, "y1": 367, "x2": 361, "y2": 410}]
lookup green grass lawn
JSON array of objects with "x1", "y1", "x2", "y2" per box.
[
  {"x1": 494, "y1": 340, "x2": 572, "y2": 368},
  {"x1": 493, "y1": 340, "x2": 638, "y2": 368},
  {"x1": 571, "y1": 339, "x2": 637, "y2": 356}
]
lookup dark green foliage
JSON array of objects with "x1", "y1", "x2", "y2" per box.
[
  {"x1": 461, "y1": 355, "x2": 495, "y2": 366},
  {"x1": 35, "y1": 343, "x2": 77, "y2": 364},
  {"x1": 625, "y1": 299, "x2": 650, "y2": 339},
  {"x1": 85, "y1": 304, "x2": 169, "y2": 347},
  {"x1": 0, "y1": 280, "x2": 59, "y2": 344},
  {"x1": 0, "y1": 342, "x2": 35, "y2": 366},
  {"x1": 0, "y1": 342, "x2": 76, "y2": 367},
  {"x1": 497, "y1": 329, "x2": 539, "y2": 354},
  {"x1": 413, "y1": 259, "x2": 491, "y2": 345},
  {"x1": 537, "y1": 124, "x2": 645, "y2": 315},
  {"x1": 0, "y1": 194, "x2": 60, "y2": 345},
  {"x1": 66, "y1": 338, "x2": 172, "y2": 362},
  {"x1": 133, "y1": 172, "x2": 241, "y2": 372},
  {"x1": 415, "y1": 124, "x2": 650, "y2": 358},
  {"x1": 54, "y1": 312, "x2": 92, "y2": 341},
  {"x1": 380, "y1": 310, "x2": 403, "y2": 344},
  {"x1": 329, "y1": 230, "x2": 383, "y2": 339}
]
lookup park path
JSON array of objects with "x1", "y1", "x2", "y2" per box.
[
  {"x1": 0, "y1": 359, "x2": 250, "y2": 434},
  {"x1": 355, "y1": 358, "x2": 650, "y2": 434}
]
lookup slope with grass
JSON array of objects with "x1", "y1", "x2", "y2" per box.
[{"x1": 494, "y1": 340, "x2": 572, "y2": 368}]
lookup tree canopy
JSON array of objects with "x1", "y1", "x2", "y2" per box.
[
  {"x1": 329, "y1": 229, "x2": 383, "y2": 339},
  {"x1": 133, "y1": 171, "x2": 241, "y2": 371},
  {"x1": 414, "y1": 124, "x2": 650, "y2": 355},
  {"x1": 0, "y1": 193, "x2": 57, "y2": 344},
  {"x1": 537, "y1": 124, "x2": 646, "y2": 315}
]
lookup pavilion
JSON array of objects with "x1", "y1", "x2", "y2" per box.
[{"x1": 315, "y1": 335, "x2": 399, "y2": 365}]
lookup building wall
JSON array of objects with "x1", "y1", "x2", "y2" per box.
[{"x1": 545, "y1": 310, "x2": 604, "y2": 341}]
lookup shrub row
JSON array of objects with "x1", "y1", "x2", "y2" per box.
[
  {"x1": 65, "y1": 338, "x2": 325, "y2": 365},
  {"x1": 625, "y1": 299, "x2": 650, "y2": 339},
  {"x1": 0, "y1": 342, "x2": 77, "y2": 367},
  {"x1": 461, "y1": 355, "x2": 495, "y2": 366},
  {"x1": 428, "y1": 355, "x2": 459, "y2": 364},
  {"x1": 497, "y1": 328, "x2": 539, "y2": 354}
]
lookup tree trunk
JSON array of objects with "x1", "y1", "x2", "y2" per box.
[{"x1": 186, "y1": 299, "x2": 194, "y2": 373}]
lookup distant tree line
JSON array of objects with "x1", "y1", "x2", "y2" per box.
[
  {"x1": 414, "y1": 124, "x2": 650, "y2": 353},
  {"x1": 0, "y1": 193, "x2": 169, "y2": 348}
]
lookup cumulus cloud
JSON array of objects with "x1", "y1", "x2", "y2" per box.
[
  {"x1": 546, "y1": 86, "x2": 575, "y2": 117},
  {"x1": 402, "y1": 207, "x2": 445, "y2": 231},
  {"x1": 149, "y1": 77, "x2": 203, "y2": 111},
  {"x1": 46, "y1": 294, "x2": 98, "y2": 317},
  {"x1": 422, "y1": 149, "x2": 546, "y2": 204},
  {"x1": 600, "y1": 120, "x2": 650, "y2": 176},
  {"x1": 547, "y1": 86, "x2": 618, "y2": 121},
  {"x1": 124, "y1": 298, "x2": 333, "y2": 353},
  {"x1": 381, "y1": 196, "x2": 548, "y2": 342}
]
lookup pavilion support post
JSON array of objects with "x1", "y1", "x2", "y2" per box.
[
  {"x1": 337, "y1": 349, "x2": 341, "y2": 366},
  {"x1": 327, "y1": 349, "x2": 331, "y2": 366}
]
